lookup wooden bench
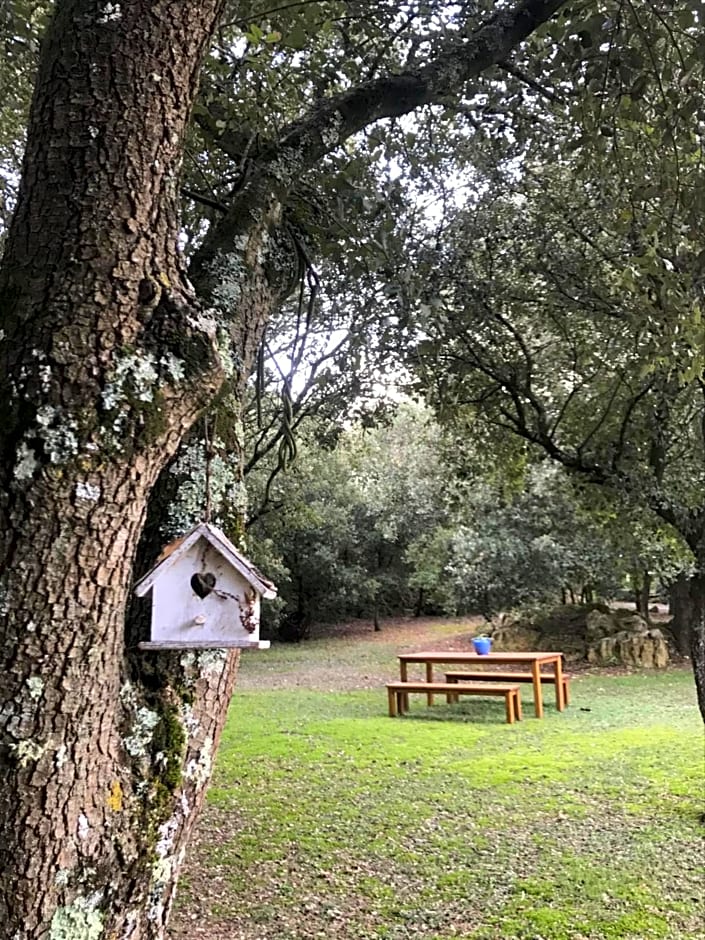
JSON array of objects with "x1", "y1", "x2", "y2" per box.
[
  {"x1": 444, "y1": 671, "x2": 571, "y2": 706},
  {"x1": 386, "y1": 681, "x2": 522, "y2": 724}
]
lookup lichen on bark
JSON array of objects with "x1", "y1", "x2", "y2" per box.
[{"x1": 49, "y1": 896, "x2": 104, "y2": 940}]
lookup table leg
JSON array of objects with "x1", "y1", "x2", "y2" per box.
[
  {"x1": 400, "y1": 661, "x2": 409, "y2": 712},
  {"x1": 426, "y1": 662, "x2": 434, "y2": 706},
  {"x1": 554, "y1": 656, "x2": 565, "y2": 711},
  {"x1": 531, "y1": 660, "x2": 544, "y2": 718}
]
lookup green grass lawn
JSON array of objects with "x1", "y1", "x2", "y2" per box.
[{"x1": 170, "y1": 621, "x2": 704, "y2": 940}]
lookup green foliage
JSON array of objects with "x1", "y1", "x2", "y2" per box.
[
  {"x1": 408, "y1": 466, "x2": 623, "y2": 619},
  {"x1": 249, "y1": 402, "x2": 450, "y2": 631},
  {"x1": 249, "y1": 403, "x2": 690, "y2": 630},
  {"x1": 0, "y1": 1, "x2": 51, "y2": 236},
  {"x1": 402, "y1": 5, "x2": 705, "y2": 563}
]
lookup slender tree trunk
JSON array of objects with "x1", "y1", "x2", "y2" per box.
[
  {"x1": 631, "y1": 568, "x2": 650, "y2": 617},
  {"x1": 414, "y1": 587, "x2": 425, "y2": 617},
  {"x1": 631, "y1": 569, "x2": 641, "y2": 613},
  {"x1": 640, "y1": 571, "x2": 651, "y2": 619},
  {"x1": 661, "y1": 556, "x2": 705, "y2": 722}
]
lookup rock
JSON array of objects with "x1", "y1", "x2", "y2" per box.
[
  {"x1": 613, "y1": 609, "x2": 650, "y2": 634},
  {"x1": 587, "y1": 628, "x2": 669, "y2": 668},
  {"x1": 541, "y1": 603, "x2": 610, "y2": 636},
  {"x1": 490, "y1": 623, "x2": 541, "y2": 652},
  {"x1": 494, "y1": 604, "x2": 669, "y2": 668},
  {"x1": 585, "y1": 610, "x2": 615, "y2": 643}
]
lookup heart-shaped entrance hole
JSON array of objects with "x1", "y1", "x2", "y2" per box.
[{"x1": 191, "y1": 572, "x2": 216, "y2": 599}]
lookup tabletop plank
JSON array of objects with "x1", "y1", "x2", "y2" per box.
[{"x1": 397, "y1": 651, "x2": 562, "y2": 662}]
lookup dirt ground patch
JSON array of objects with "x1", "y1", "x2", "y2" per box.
[
  {"x1": 305, "y1": 613, "x2": 485, "y2": 644},
  {"x1": 237, "y1": 615, "x2": 486, "y2": 692}
]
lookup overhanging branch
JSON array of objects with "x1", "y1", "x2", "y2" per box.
[
  {"x1": 192, "y1": 0, "x2": 567, "y2": 273},
  {"x1": 261, "y1": 0, "x2": 565, "y2": 170}
]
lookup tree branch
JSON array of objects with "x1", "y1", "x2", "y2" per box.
[
  {"x1": 498, "y1": 59, "x2": 560, "y2": 102},
  {"x1": 192, "y1": 0, "x2": 567, "y2": 271},
  {"x1": 181, "y1": 187, "x2": 228, "y2": 213},
  {"x1": 273, "y1": 0, "x2": 565, "y2": 163}
]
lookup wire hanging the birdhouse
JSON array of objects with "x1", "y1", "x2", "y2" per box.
[{"x1": 203, "y1": 414, "x2": 214, "y2": 524}]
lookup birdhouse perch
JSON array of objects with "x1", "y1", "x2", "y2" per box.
[{"x1": 134, "y1": 522, "x2": 276, "y2": 650}]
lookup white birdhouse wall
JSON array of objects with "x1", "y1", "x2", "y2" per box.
[{"x1": 150, "y1": 541, "x2": 261, "y2": 643}]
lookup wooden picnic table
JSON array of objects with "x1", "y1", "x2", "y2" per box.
[{"x1": 397, "y1": 650, "x2": 566, "y2": 718}]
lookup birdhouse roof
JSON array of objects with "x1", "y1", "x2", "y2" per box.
[{"x1": 134, "y1": 522, "x2": 277, "y2": 599}]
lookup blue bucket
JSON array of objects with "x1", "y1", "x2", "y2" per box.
[{"x1": 472, "y1": 636, "x2": 492, "y2": 655}]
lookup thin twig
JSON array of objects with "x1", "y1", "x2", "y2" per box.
[{"x1": 181, "y1": 187, "x2": 228, "y2": 214}]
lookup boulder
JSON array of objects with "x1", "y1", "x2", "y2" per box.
[
  {"x1": 585, "y1": 610, "x2": 615, "y2": 643},
  {"x1": 490, "y1": 604, "x2": 669, "y2": 668},
  {"x1": 587, "y1": 629, "x2": 669, "y2": 669},
  {"x1": 613, "y1": 609, "x2": 650, "y2": 634},
  {"x1": 491, "y1": 623, "x2": 541, "y2": 652}
]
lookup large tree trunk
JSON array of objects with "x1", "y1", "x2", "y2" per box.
[
  {"x1": 668, "y1": 573, "x2": 692, "y2": 655},
  {"x1": 0, "y1": 1, "x2": 243, "y2": 935},
  {"x1": 678, "y1": 572, "x2": 705, "y2": 722}
]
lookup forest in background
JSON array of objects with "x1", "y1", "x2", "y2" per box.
[{"x1": 244, "y1": 402, "x2": 690, "y2": 639}]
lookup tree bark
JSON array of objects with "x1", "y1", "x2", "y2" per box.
[
  {"x1": 668, "y1": 573, "x2": 693, "y2": 655},
  {"x1": 414, "y1": 587, "x2": 425, "y2": 617},
  {"x1": 681, "y1": 572, "x2": 705, "y2": 723},
  {"x1": 0, "y1": 2, "x2": 232, "y2": 936},
  {"x1": 635, "y1": 570, "x2": 651, "y2": 618},
  {"x1": 661, "y1": 565, "x2": 705, "y2": 722}
]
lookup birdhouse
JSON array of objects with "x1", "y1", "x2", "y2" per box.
[{"x1": 134, "y1": 522, "x2": 276, "y2": 650}]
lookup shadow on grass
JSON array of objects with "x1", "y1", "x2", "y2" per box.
[{"x1": 391, "y1": 701, "x2": 524, "y2": 725}]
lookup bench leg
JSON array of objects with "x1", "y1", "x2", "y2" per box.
[
  {"x1": 399, "y1": 663, "x2": 409, "y2": 712},
  {"x1": 505, "y1": 692, "x2": 515, "y2": 725},
  {"x1": 426, "y1": 662, "x2": 434, "y2": 706},
  {"x1": 397, "y1": 690, "x2": 407, "y2": 715},
  {"x1": 388, "y1": 687, "x2": 397, "y2": 717},
  {"x1": 446, "y1": 676, "x2": 459, "y2": 704},
  {"x1": 514, "y1": 690, "x2": 522, "y2": 721},
  {"x1": 563, "y1": 677, "x2": 570, "y2": 707}
]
